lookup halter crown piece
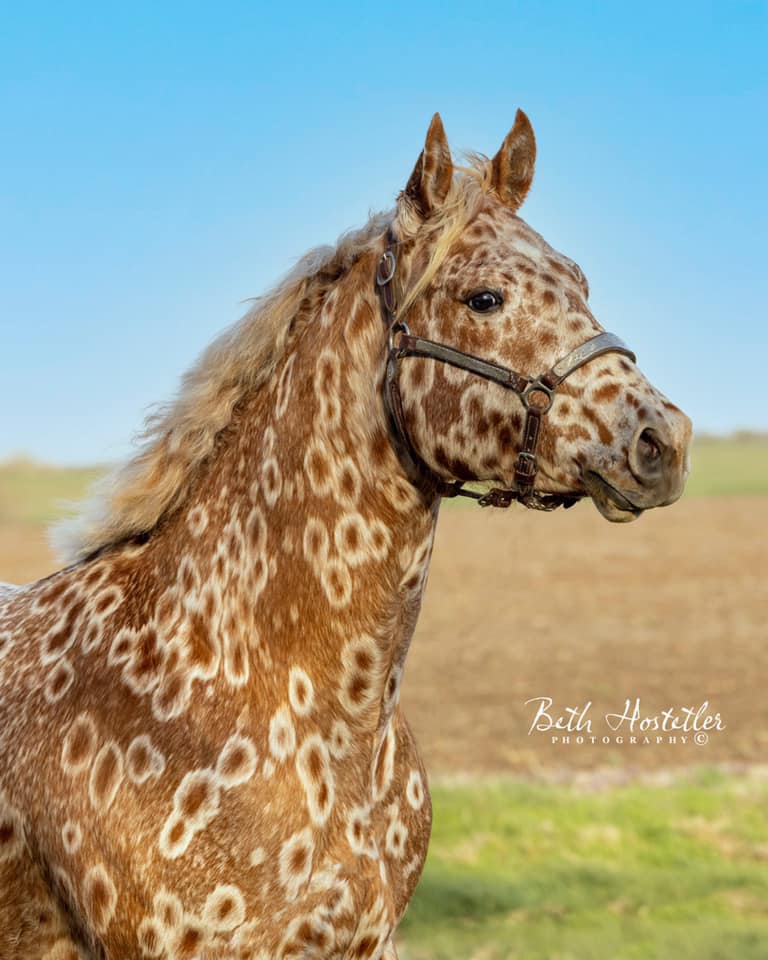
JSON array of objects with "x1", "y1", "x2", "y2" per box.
[{"x1": 375, "y1": 231, "x2": 637, "y2": 510}]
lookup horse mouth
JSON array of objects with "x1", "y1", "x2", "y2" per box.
[{"x1": 582, "y1": 470, "x2": 644, "y2": 523}]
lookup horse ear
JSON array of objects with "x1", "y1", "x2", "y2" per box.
[
  {"x1": 404, "y1": 113, "x2": 453, "y2": 217},
  {"x1": 490, "y1": 109, "x2": 537, "y2": 211}
]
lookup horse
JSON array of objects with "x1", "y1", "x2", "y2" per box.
[{"x1": 0, "y1": 111, "x2": 691, "y2": 958}]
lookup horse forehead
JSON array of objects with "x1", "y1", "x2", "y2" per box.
[{"x1": 449, "y1": 210, "x2": 584, "y2": 279}]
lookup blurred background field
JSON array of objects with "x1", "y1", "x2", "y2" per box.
[
  {"x1": 681, "y1": 432, "x2": 768, "y2": 497},
  {"x1": 401, "y1": 771, "x2": 768, "y2": 959},
  {"x1": 1, "y1": 434, "x2": 766, "y2": 958}
]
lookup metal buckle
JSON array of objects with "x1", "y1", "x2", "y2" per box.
[
  {"x1": 388, "y1": 320, "x2": 410, "y2": 352},
  {"x1": 521, "y1": 380, "x2": 554, "y2": 413},
  {"x1": 376, "y1": 250, "x2": 396, "y2": 287},
  {"x1": 515, "y1": 451, "x2": 537, "y2": 478}
]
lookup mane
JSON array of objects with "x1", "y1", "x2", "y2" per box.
[{"x1": 52, "y1": 158, "x2": 490, "y2": 564}]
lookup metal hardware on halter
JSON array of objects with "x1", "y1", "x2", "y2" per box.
[
  {"x1": 376, "y1": 250, "x2": 397, "y2": 288},
  {"x1": 516, "y1": 451, "x2": 537, "y2": 473},
  {"x1": 376, "y1": 246, "x2": 399, "y2": 321},
  {"x1": 520, "y1": 380, "x2": 555, "y2": 413},
  {"x1": 387, "y1": 320, "x2": 410, "y2": 352},
  {"x1": 375, "y1": 235, "x2": 637, "y2": 511}
]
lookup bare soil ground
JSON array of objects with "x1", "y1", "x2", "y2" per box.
[
  {"x1": 1, "y1": 496, "x2": 765, "y2": 775},
  {"x1": 405, "y1": 496, "x2": 767, "y2": 775}
]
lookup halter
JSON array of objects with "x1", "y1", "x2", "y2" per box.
[{"x1": 375, "y1": 233, "x2": 637, "y2": 510}]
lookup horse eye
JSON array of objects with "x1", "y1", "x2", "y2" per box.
[{"x1": 466, "y1": 290, "x2": 503, "y2": 313}]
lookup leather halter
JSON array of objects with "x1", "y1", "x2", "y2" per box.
[{"x1": 375, "y1": 233, "x2": 637, "y2": 510}]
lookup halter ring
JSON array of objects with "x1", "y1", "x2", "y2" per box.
[
  {"x1": 388, "y1": 319, "x2": 410, "y2": 352},
  {"x1": 521, "y1": 380, "x2": 555, "y2": 413},
  {"x1": 376, "y1": 250, "x2": 397, "y2": 286}
]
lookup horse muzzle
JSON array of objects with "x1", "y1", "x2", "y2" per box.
[{"x1": 582, "y1": 408, "x2": 693, "y2": 522}]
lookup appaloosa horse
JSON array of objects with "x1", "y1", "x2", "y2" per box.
[{"x1": 0, "y1": 112, "x2": 691, "y2": 958}]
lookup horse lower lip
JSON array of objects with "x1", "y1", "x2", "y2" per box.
[{"x1": 584, "y1": 471, "x2": 642, "y2": 515}]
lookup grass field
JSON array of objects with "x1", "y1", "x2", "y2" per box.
[
  {"x1": 683, "y1": 433, "x2": 768, "y2": 496},
  {"x1": 0, "y1": 458, "x2": 105, "y2": 526},
  {"x1": 399, "y1": 770, "x2": 768, "y2": 959}
]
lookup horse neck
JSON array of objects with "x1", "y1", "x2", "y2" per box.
[{"x1": 145, "y1": 250, "x2": 439, "y2": 736}]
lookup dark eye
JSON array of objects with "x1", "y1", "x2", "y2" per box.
[{"x1": 466, "y1": 290, "x2": 503, "y2": 313}]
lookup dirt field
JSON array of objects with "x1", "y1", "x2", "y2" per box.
[
  {"x1": 1, "y1": 494, "x2": 765, "y2": 776},
  {"x1": 406, "y1": 495, "x2": 767, "y2": 776}
]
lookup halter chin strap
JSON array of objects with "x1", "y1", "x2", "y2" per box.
[{"x1": 375, "y1": 234, "x2": 637, "y2": 510}]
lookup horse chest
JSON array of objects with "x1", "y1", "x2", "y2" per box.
[{"x1": 46, "y1": 705, "x2": 431, "y2": 957}]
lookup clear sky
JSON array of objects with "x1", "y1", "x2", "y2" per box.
[{"x1": 1, "y1": 1, "x2": 766, "y2": 465}]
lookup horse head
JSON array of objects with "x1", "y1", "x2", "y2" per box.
[{"x1": 380, "y1": 112, "x2": 692, "y2": 521}]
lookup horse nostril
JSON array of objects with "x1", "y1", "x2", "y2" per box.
[
  {"x1": 629, "y1": 426, "x2": 668, "y2": 485},
  {"x1": 638, "y1": 428, "x2": 662, "y2": 463}
]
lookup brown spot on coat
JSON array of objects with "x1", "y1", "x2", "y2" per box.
[
  {"x1": 593, "y1": 383, "x2": 620, "y2": 404},
  {"x1": 583, "y1": 405, "x2": 614, "y2": 445}
]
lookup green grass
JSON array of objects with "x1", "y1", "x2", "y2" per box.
[
  {"x1": 0, "y1": 458, "x2": 106, "y2": 525},
  {"x1": 684, "y1": 434, "x2": 768, "y2": 496},
  {"x1": 399, "y1": 770, "x2": 768, "y2": 959}
]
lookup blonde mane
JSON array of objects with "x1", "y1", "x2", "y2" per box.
[{"x1": 53, "y1": 160, "x2": 490, "y2": 564}]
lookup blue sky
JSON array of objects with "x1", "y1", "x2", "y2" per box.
[{"x1": 1, "y1": 1, "x2": 766, "y2": 465}]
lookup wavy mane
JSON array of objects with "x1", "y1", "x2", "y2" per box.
[{"x1": 52, "y1": 160, "x2": 489, "y2": 564}]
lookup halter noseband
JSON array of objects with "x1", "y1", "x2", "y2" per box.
[{"x1": 375, "y1": 233, "x2": 637, "y2": 510}]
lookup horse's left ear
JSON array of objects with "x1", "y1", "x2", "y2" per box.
[
  {"x1": 490, "y1": 109, "x2": 537, "y2": 211},
  {"x1": 404, "y1": 113, "x2": 454, "y2": 217}
]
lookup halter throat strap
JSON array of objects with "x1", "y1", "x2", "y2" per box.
[{"x1": 375, "y1": 234, "x2": 637, "y2": 510}]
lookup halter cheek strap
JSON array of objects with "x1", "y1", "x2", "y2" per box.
[{"x1": 375, "y1": 236, "x2": 637, "y2": 510}]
